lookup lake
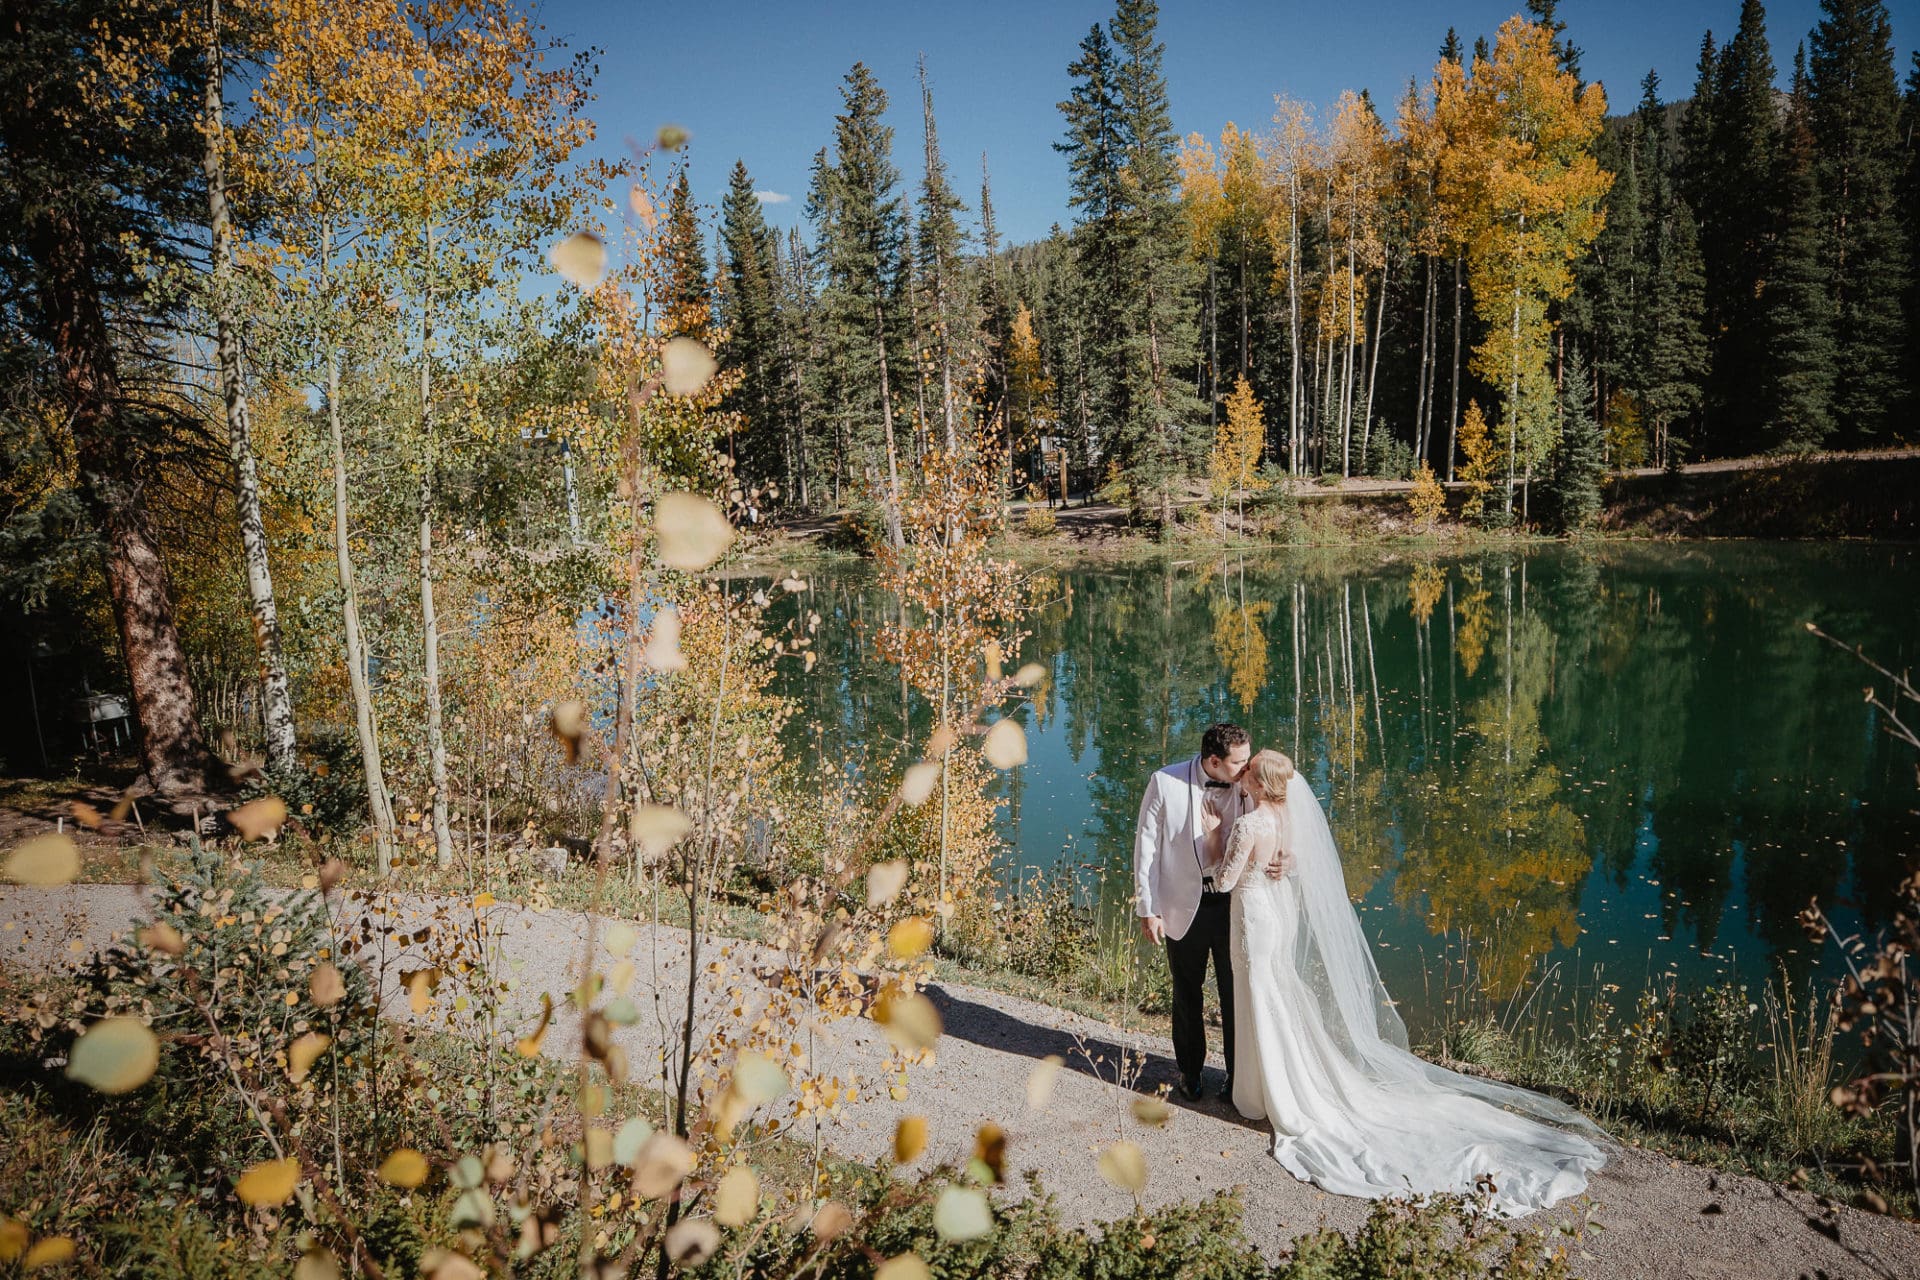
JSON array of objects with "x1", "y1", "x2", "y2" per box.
[{"x1": 767, "y1": 542, "x2": 1920, "y2": 1040}]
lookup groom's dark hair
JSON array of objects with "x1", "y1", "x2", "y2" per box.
[{"x1": 1201, "y1": 722, "x2": 1250, "y2": 762}]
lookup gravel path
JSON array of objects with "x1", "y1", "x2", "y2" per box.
[{"x1": 4, "y1": 883, "x2": 1915, "y2": 1280}]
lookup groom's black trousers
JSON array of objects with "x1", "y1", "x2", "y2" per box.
[{"x1": 1166, "y1": 891, "x2": 1235, "y2": 1086}]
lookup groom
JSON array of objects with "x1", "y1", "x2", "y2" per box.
[{"x1": 1134, "y1": 722, "x2": 1251, "y2": 1102}]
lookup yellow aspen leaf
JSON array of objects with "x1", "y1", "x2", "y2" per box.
[
  {"x1": 876, "y1": 1255, "x2": 932, "y2": 1280},
  {"x1": 21, "y1": 1237, "x2": 75, "y2": 1270},
  {"x1": 67, "y1": 1017, "x2": 159, "y2": 1094},
  {"x1": 631, "y1": 1132, "x2": 696, "y2": 1199},
  {"x1": 549, "y1": 700, "x2": 589, "y2": 763},
  {"x1": 656, "y1": 124, "x2": 690, "y2": 151},
  {"x1": 378, "y1": 1148, "x2": 430, "y2": 1188},
  {"x1": 0, "y1": 1219, "x2": 27, "y2": 1263},
  {"x1": 227, "y1": 797, "x2": 288, "y2": 841},
  {"x1": 642, "y1": 606, "x2": 688, "y2": 672},
  {"x1": 517, "y1": 992, "x2": 553, "y2": 1057},
  {"x1": 661, "y1": 337, "x2": 718, "y2": 397},
  {"x1": 630, "y1": 804, "x2": 692, "y2": 858},
  {"x1": 663, "y1": 1218, "x2": 719, "y2": 1267},
  {"x1": 5, "y1": 834, "x2": 79, "y2": 886},
  {"x1": 404, "y1": 969, "x2": 439, "y2": 1015},
  {"x1": 1013, "y1": 662, "x2": 1047, "y2": 686},
  {"x1": 981, "y1": 719, "x2": 1027, "y2": 770},
  {"x1": 472, "y1": 891, "x2": 495, "y2": 909},
  {"x1": 309, "y1": 963, "x2": 346, "y2": 1009},
  {"x1": 715, "y1": 1166, "x2": 758, "y2": 1227},
  {"x1": 654, "y1": 492, "x2": 733, "y2": 569},
  {"x1": 1026, "y1": 1055, "x2": 1063, "y2": 1110},
  {"x1": 138, "y1": 922, "x2": 184, "y2": 956},
  {"x1": 971, "y1": 1122, "x2": 1006, "y2": 1183},
  {"x1": 899, "y1": 762, "x2": 940, "y2": 807},
  {"x1": 549, "y1": 232, "x2": 607, "y2": 289},
  {"x1": 810, "y1": 1200, "x2": 853, "y2": 1241},
  {"x1": 236, "y1": 1158, "x2": 301, "y2": 1207},
  {"x1": 70, "y1": 801, "x2": 104, "y2": 829},
  {"x1": 887, "y1": 917, "x2": 934, "y2": 960},
  {"x1": 288, "y1": 1032, "x2": 332, "y2": 1083},
  {"x1": 732, "y1": 1051, "x2": 789, "y2": 1105},
  {"x1": 1097, "y1": 1141, "x2": 1147, "y2": 1194},
  {"x1": 583, "y1": 1125, "x2": 614, "y2": 1170},
  {"x1": 893, "y1": 1115, "x2": 927, "y2": 1162},
  {"x1": 866, "y1": 859, "x2": 910, "y2": 907},
  {"x1": 1130, "y1": 1096, "x2": 1171, "y2": 1128},
  {"x1": 294, "y1": 1247, "x2": 342, "y2": 1280},
  {"x1": 873, "y1": 993, "x2": 941, "y2": 1051},
  {"x1": 606, "y1": 922, "x2": 639, "y2": 956},
  {"x1": 629, "y1": 185, "x2": 656, "y2": 230}
]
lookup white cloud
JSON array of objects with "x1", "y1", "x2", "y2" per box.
[{"x1": 755, "y1": 190, "x2": 792, "y2": 205}]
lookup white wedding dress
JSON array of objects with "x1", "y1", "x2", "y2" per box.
[{"x1": 1215, "y1": 774, "x2": 1607, "y2": 1216}]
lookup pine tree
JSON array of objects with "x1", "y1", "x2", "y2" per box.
[
  {"x1": 1546, "y1": 352, "x2": 1605, "y2": 532},
  {"x1": 814, "y1": 63, "x2": 909, "y2": 546},
  {"x1": 915, "y1": 57, "x2": 969, "y2": 450},
  {"x1": 717, "y1": 160, "x2": 784, "y2": 487},
  {"x1": 1056, "y1": 22, "x2": 1128, "y2": 483},
  {"x1": 663, "y1": 169, "x2": 712, "y2": 339},
  {"x1": 1639, "y1": 75, "x2": 1711, "y2": 467},
  {"x1": 1902, "y1": 54, "x2": 1920, "y2": 401},
  {"x1": 1764, "y1": 48, "x2": 1838, "y2": 452},
  {"x1": 1525, "y1": 0, "x2": 1584, "y2": 82},
  {"x1": 1687, "y1": 0, "x2": 1778, "y2": 454},
  {"x1": 1807, "y1": 0, "x2": 1909, "y2": 438}
]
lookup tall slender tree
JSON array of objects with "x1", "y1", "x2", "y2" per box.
[
  {"x1": 915, "y1": 57, "x2": 969, "y2": 451},
  {"x1": 717, "y1": 160, "x2": 784, "y2": 488},
  {"x1": 1806, "y1": 0, "x2": 1909, "y2": 438},
  {"x1": 1764, "y1": 47, "x2": 1839, "y2": 451}
]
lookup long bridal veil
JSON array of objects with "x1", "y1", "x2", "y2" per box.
[{"x1": 1238, "y1": 773, "x2": 1607, "y2": 1215}]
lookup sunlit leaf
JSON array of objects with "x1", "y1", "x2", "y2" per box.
[
  {"x1": 875, "y1": 1255, "x2": 932, "y2": 1280},
  {"x1": 404, "y1": 968, "x2": 440, "y2": 1015},
  {"x1": 971, "y1": 1122, "x2": 1006, "y2": 1183},
  {"x1": 67, "y1": 1018, "x2": 158, "y2": 1094},
  {"x1": 227, "y1": 797, "x2": 288, "y2": 841},
  {"x1": 549, "y1": 701, "x2": 589, "y2": 763},
  {"x1": 780, "y1": 576, "x2": 808, "y2": 593},
  {"x1": 1130, "y1": 1096, "x2": 1170, "y2": 1128},
  {"x1": 629, "y1": 185, "x2": 657, "y2": 230},
  {"x1": 866, "y1": 859, "x2": 910, "y2": 907},
  {"x1": 714, "y1": 1166, "x2": 759, "y2": 1227},
  {"x1": 1026, "y1": 1055, "x2": 1063, "y2": 1110},
  {"x1": 584, "y1": 1125, "x2": 614, "y2": 1170},
  {"x1": 873, "y1": 992, "x2": 942, "y2": 1052},
  {"x1": 894, "y1": 1115, "x2": 927, "y2": 1162},
  {"x1": 732, "y1": 1051, "x2": 789, "y2": 1105},
  {"x1": 70, "y1": 801, "x2": 104, "y2": 829},
  {"x1": 632, "y1": 1132, "x2": 696, "y2": 1198},
  {"x1": 981, "y1": 719, "x2": 1027, "y2": 770},
  {"x1": 1097, "y1": 1140, "x2": 1147, "y2": 1194},
  {"x1": 662, "y1": 337, "x2": 719, "y2": 397},
  {"x1": 657, "y1": 124, "x2": 691, "y2": 151},
  {"x1": 425, "y1": 1251, "x2": 484, "y2": 1280},
  {"x1": 663, "y1": 1218, "x2": 719, "y2": 1267},
  {"x1": 932, "y1": 1186, "x2": 992, "y2": 1242},
  {"x1": 887, "y1": 917, "x2": 934, "y2": 960},
  {"x1": 654, "y1": 492, "x2": 734, "y2": 569},
  {"x1": 630, "y1": 804, "x2": 692, "y2": 858},
  {"x1": 549, "y1": 232, "x2": 607, "y2": 289},
  {"x1": 378, "y1": 1148, "x2": 429, "y2": 1188},
  {"x1": 295, "y1": 1247, "x2": 342, "y2": 1280},
  {"x1": 606, "y1": 922, "x2": 640, "y2": 957},
  {"x1": 236, "y1": 1158, "x2": 300, "y2": 1207},
  {"x1": 5, "y1": 834, "x2": 79, "y2": 886},
  {"x1": 288, "y1": 1032, "x2": 331, "y2": 1083},
  {"x1": 643, "y1": 605, "x2": 688, "y2": 672},
  {"x1": 21, "y1": 1237, "x2": 74, "y2": 1270},
  {"x1": 0, "y1": 1219, "x2": 27, "y2": 1263},
  {"x1": 309, "y1": 962, "x2": 346, "y2": 1009},
  {"x1": 900, "y1": 762, "x2": 940, "y2": 807},
  {"x1": 1013, "y1": 662, "x2": 1047, "y2": 687}
]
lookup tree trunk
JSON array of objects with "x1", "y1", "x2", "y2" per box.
[
  {"x1": 203, "y1": 0, "x2": 295, "y2": 774},
  {"x1": 33, "y1": 210, "x2": 210, "y2": 797},
  {"x1": 1287, "y1": 178, "x2": 1302, "y2": 475},
  {"x1": 419, "y1": 225, "x2": 453, "y2": 868},
  {"x1": 1363, "y1": 244, "x2": 1388, "y2": 470},
  {"x1": 320, "y1": 220, "x2": 395, "y2": 869},
  {"x1": 1447, "y1": 254, "x2": 1463, "y2": 482}
]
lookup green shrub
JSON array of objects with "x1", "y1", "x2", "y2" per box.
[
  {"x1": 245, "y1": 726, "x2": 368, "y2": 836},
  {"x1": 1023, "y1": 505, "x2": 1059, "y2": 537}
]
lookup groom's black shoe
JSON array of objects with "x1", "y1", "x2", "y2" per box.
[
  {"x1": 1215, "y1": 1078, "x2": 1235, "y2": 1102},
  {"x1": 1177, "y1": 1076, "x2": 1204, "y2": 1102}
]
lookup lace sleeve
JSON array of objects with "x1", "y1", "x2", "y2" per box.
[{"x1": 1214, "y1": 811, "x2": 1268, "y2": 892}]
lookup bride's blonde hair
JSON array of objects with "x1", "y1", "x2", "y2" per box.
[{"x1": 1249, "y1": 749, "x2": 1295, "y2": 801}]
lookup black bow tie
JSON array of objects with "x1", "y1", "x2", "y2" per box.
[{"x1": 1203, "y1": 779, "x2": 1232, "y2": 789}]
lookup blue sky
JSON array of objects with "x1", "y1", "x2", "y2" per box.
[{"x1": 543, "y1": 0, "x2": 1917, "y2": 247}]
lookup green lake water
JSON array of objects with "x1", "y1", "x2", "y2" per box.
[{"x1": 768, "y1": 542, "x2": 1920, "y2": 1039}]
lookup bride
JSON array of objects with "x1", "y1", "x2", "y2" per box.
[{"x1": 1211, "y1": 749, "x2": 1607, "y2": 1215}]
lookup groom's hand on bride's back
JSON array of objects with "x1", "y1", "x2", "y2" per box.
[{"x1": 1140, "y1": 915, "x2": 1166, "y2": 945}]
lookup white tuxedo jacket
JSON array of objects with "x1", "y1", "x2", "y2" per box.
[{"x1": 1133, "y1": 756, "x2": 1244, "y2": 942}]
